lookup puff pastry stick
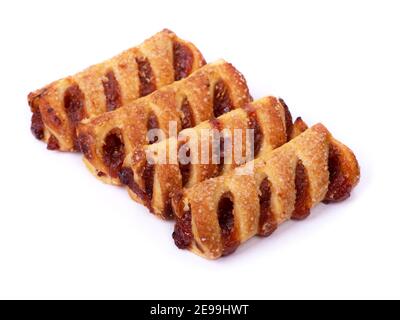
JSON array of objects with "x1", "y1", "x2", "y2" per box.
[
  {"x1": 77, "y1": 60, "x2": 252, "y2": 185},
  {"x1": 28, "y1": 29, "x2": 206, "y2": 151},
  {"x1": 172, "y1": 124, "x2": 360, "y2": 259},
  {"x1": 119, "y1": 96, "x2": 307, "y2": 219}
]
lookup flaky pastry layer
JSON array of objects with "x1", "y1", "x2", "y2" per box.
[
  {"x1": 120, "y1": 97, "x2": 308, "y2": 218},
  {"x1": 28, "y1": 29, "x2": 206, "y2": 151},
  {"x1": 78, "y1": 60, "x2": 252, "y2": 185},
  {"x1": 172, "y1": 124, "x2": 360, "y2": 259}
]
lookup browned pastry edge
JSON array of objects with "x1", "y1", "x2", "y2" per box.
[
  {"x1": 171, "y1": 124, "x2": 360, "y2": 259},
  {"x1": 119, "y1": 96, "x2": 308, "y2": 219},
  {"x1": 28, "y1": 29, "x2": 206, "y2": 152},
  {"x1": 77, "y1": 60, "x2": 252, "y2": 185}
]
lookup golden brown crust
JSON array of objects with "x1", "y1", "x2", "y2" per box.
[
  {"x1": 124, "y1": 97, "x2": 303, "y2": 218},
  {"x1": 291, "y1": 117, "x2": 309, "y2": 139},
  {"x1": 28, "y1": 29, "x2": 206, "y2": 151},
  {"x1": 78, "y1": 60, "x2": 252, "y2": 185},
  {"x1": 172, "y1": 124, "x2": 360, "y2": 259}
]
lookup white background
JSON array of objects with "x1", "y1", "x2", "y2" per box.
[{"x1": 0, "y1": 0, "x2": 399, "y2": 299}]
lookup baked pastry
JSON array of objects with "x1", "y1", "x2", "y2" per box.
[
  {"x1": 77, "y1": 60, "x2": 252, "y2": 185},
  {"x1": 171, "y1": 124, "x2": 360, "y2": 259},
  {"x1": 119, "y1": 96, "x2": 308, "y2": 218},
  {"x1": 28, "y1": 29, "x2": 206, "y2": 151}
]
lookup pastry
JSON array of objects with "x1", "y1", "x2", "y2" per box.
[
  {"x1": 119, "y1": 96, "x2": 308, "y2": 218},
  {"x1": 28, "y1": 29, "x2": 206, "y2": 151},
  {"x1": 77, "y1": 60, "x2": 252, "y2": 185},
  {"x1": 171, "y1": 124, "x2": 360, "y2": 259}
]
